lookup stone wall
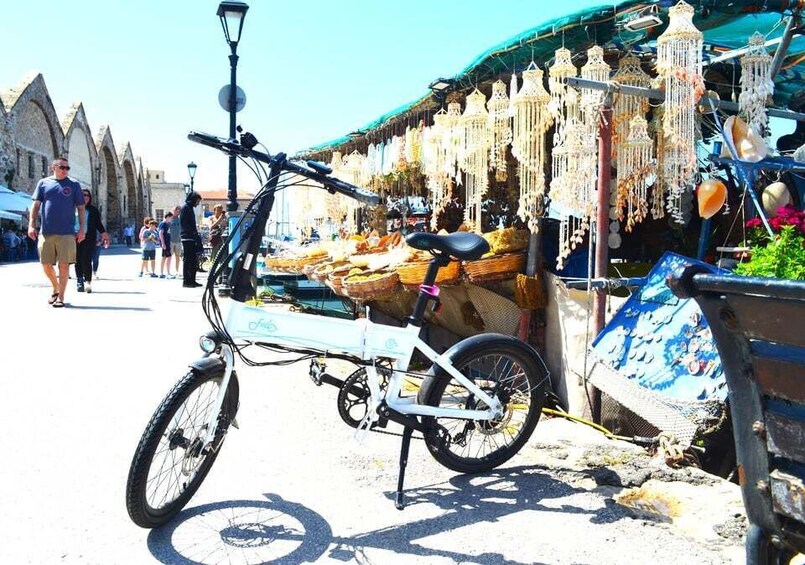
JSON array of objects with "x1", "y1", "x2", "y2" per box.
[{"x1": 0, "y1": 71, "x2": 150, "y2": 238}]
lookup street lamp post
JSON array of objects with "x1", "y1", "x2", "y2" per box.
[
  {"x1": 187, "y1": 161, "x2": 197, "y2": 195},
  {"x1": 217, "y1": 1, "x2": 248, "y2": 213}
]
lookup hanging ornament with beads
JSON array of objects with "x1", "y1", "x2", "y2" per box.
[
  {"x1": 443, "y1": 101, "x2": 463, "y2": 182},
  {"x1": 511, "y1": 64, "x2": 552, "y2": 228},
  {"x1": 739, "y1": 32, "x2": 774, "y2": 137},
  {"x1": 580, "y1": 46, "x2": 611, "y2": 139},
  {"x1": 552, "y1": 118, "x2": 597, "y2": 269},
  {"x1": 612, "y1": 54, "x2": 651, "y2": 155},
  {"x1": 549, "y1": 47, "x2": 579, "y2": 225},
  {"x1": 656, "y1": 0, "x2": 703, "y2": 224},
  {"x1": 423, "y1": 110, "x2": 453, "y2": 229},
  {"x1": 616, "y1": 116, "x2": 655, "y2": 231},
  {"x1": 459, "y1": 89, "x2": 490, "y2": 232},
  {"x1": 487, "y1": 79, "x2": 512, "y2": 182}
]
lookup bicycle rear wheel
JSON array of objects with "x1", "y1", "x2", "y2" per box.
[
  {"x1": 126, "y1": 368, "x2": 239, "y2": 528},
  {"x1": 418, "y1": 336, "x2": 546, "y2": 473}
]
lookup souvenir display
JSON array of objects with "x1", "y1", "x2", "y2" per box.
[
  {"x1": 511, "y1": 64, "x2": 552, "y2": 228},
  {"x1": 739, "y1": 32, "x2": 774, "y2": 137},
  {"x1": 487, "y1": 79, "x2": 512, "y2": 182},
  {"x1": 459, "y1": 89, "x2": 490, "y2": 232},
  {"x1": 656, "y1": 0, "x2": 703, "y2": 224}
]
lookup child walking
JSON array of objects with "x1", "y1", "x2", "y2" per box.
[{"x1": 139, "y1": 220, "x2": 159, "y2": 277}]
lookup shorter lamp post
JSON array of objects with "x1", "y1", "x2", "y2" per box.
[{"x1": 187, "y1": 161, "x2": 197, "y2": 194}]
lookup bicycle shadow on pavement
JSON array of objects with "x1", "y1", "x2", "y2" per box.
[{"x1": 146, "y1": 465, "x2": 631, "y2": 564}]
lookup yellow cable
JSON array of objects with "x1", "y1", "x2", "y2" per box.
[{"x1": 542, "y1": 407, "x2": 634, "y2": 442}]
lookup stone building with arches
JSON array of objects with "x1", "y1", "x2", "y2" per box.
[{"x1": 0, "y1": 71, "x2": 151, "y2": 240}]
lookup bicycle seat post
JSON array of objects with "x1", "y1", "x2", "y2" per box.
[{"x1": 407, "y1": 256, "x2": 448, "y2": 325}]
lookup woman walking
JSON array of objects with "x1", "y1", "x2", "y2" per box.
[{"x1": 75, "y1": 189, "x2": 110, "y2": 293}]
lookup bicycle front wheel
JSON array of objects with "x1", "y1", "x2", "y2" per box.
[
  {"x1": 418, "y1": 337, "x2": 546, "y2": 474},
  {"x1": 126, "y1": 368, "x2": 239, "y2": 528}
]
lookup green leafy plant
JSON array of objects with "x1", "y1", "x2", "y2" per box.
[{"x1": 735, "y1": 225, "x2": 805, "y2": 280}]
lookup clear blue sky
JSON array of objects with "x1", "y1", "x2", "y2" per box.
[{"x1": 2, "y1": 0, "x2": 599, "y2": 192}]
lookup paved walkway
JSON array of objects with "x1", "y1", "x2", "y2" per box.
[{"x1": 0, "y1": 246, "x2": 749, "y2": 564}]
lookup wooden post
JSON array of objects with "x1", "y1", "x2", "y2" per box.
[{"x1": 590, "y1": 93, "x2": 614, "y2": 424}]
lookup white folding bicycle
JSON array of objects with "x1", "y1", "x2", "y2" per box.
[{"x1": 125, "y1": 129, "x2": 549, "y2": 528}]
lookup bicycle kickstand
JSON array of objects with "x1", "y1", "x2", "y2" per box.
[{"x1": 394, "y1": 426, "x2": 414, "y2": 510}]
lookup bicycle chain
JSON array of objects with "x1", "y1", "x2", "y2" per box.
[{"x1": 366, "y1": 426, "x2": 425, "y2": 441}]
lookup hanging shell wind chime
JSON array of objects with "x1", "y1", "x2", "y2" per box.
[
  {"x1": 656, "y1": 0, "x2": 703, "y2": 224},
  {"x1": 553, "y1": 119, "x2": 597, "y2": 268},
  {"x1": 739, "y1": 32, "x2": 774, "y2": 137},
  {"x1": 549, "y1": 48, "x2": 579, "y2": 209},
  {"x1": 459, "y1": 89, "x2": 490, "y2": 232},
  {"x1": 443, "y1": 101, "x2": 463, "y2": 182},
  {"x1": 423, "y1": 110, "x2": 453, "y2": 229},
  {"x1": 611, "y1": 54, "x2": 651, "y2": 155},
  {"x1": 511, "y1": 64, "x2": 552, "y2": 228},
  {"x1": 580, "y1": 45, "x2": 610, "y2": 139},
  {"x1": 487, "y1": 79, "x2": 512, "y2": 182},
  {"x1": 616, "y1": 116, "x2": 655, "y2": 231}
]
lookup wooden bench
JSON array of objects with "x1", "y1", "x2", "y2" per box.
[{"x1": 669, "y1": 266, "x2": 805, "y2": 565}]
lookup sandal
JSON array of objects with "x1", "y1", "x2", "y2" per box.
[
  {"x1": 48, "y1": 292, "x2": 59, "y2": 305},
  {"x1": 52, "y1": 298, "x2": 65, "y2": 308}
]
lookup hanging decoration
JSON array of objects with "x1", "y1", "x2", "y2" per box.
[
  {"x1": 487, "y1": 79, "x2": 512, "y2": 182},
  {"x1": 656, "y1": 0, "x2": 704, "y2": 224},
  {"x1": 511, "y1": 64, "x2": 552, "y2": 228},
  {"x1": 580, "y1": 45, "x2": 610, "y2": 138},
  {"x1": 615, "y1": 116, "x2": 655, "y2": 232},
  {"x1": 739, "y1": 32, "x2": 774, "y2": 137},
  {"x1": 552, "y1": 119, "x2": 598, "y2": 268},
  {"x1": 611, "y1": 54, "x2": 651, "y2": 155},
  {"x1": 648, "y1": 107, "x2": 667, "y2": 219},
  {"x1": 459, "y1": 89, "x2": 490, "y2": 232},
  {"x1": 548, "y1": 47, "x2": 580, "y2": 141},
  {"x1": 423, "y1": 109, "x2": 453, "y2": 229},
  {"x1": 443, "y1": 101, "x2": 463, "y2": 182}
]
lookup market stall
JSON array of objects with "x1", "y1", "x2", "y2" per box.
[{"x1": 266, "y1": 1, "x2": 805, "y2": 436}]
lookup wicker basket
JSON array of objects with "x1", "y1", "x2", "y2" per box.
[
  {"x1": 327, "y1": 265, "x2": 359, "y2": 296},
  {"x1": 302, "y1": 258, "x2": 330, "y2": 278},
  {"x1": 343, "y1": 271, "x2": 400, "y2": 301},
  {"x1": 463, "y1": 252, "x2": 526, "y2": 283},
  {"x1": 310, "y1": 261, "x2": 349, "y2": 283},
  {"x1": 397, "y1": 260, "x2": 461, "y2": 289}
]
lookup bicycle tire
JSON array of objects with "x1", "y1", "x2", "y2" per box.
[
  {"x1": 418, "y1": 335, "x2": 546, "y2": 474},
  {"x1": 126, "y1": 367, "x2": 239, "y2": 528}
]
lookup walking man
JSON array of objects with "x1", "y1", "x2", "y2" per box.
[{"x1": 28, "y1": 156, "x2": 86, "y2": 308}]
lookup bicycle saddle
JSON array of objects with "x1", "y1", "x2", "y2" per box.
[{"x1": 405, "y1": 232, "x2": 490, "y2": 261}]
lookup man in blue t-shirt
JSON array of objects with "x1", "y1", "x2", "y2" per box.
[{"x1": 28, "y1": 156, "x2": 86, "y2": 308}]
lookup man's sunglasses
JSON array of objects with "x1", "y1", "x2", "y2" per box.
[{"x1": 55, "y1": 165, "x2": 70, "y2": 171}]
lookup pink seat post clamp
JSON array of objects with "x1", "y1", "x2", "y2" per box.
[{"x1": 419, "y1": 284, "x2": 440, "y2": 298}]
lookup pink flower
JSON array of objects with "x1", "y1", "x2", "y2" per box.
[{"x1": 745, "y1": 218, "x2": 762, "y2": 229}]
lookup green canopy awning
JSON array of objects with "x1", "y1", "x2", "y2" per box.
[{"x1": 304, "y1": 0, "x2": 804, "y2": 155}]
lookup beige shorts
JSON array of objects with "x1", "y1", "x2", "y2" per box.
[
  {"x1": 171, "y1": 241, "x2": 183, "y2": 257},
  {"x1": 39, "y1": 234, "x2": 77, "y2": 265}
]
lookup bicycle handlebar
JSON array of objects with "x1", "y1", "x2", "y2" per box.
[{"x1": 187, "y1": 130, "x2": 379, "y2": 206}]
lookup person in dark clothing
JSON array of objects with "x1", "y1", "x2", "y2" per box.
[
  {"x1": 75, "y1": 189, "x2": 110, "y2": 293},
  {"x1": 180, "y1": 191, "x2": 203, "y2": 288}
]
